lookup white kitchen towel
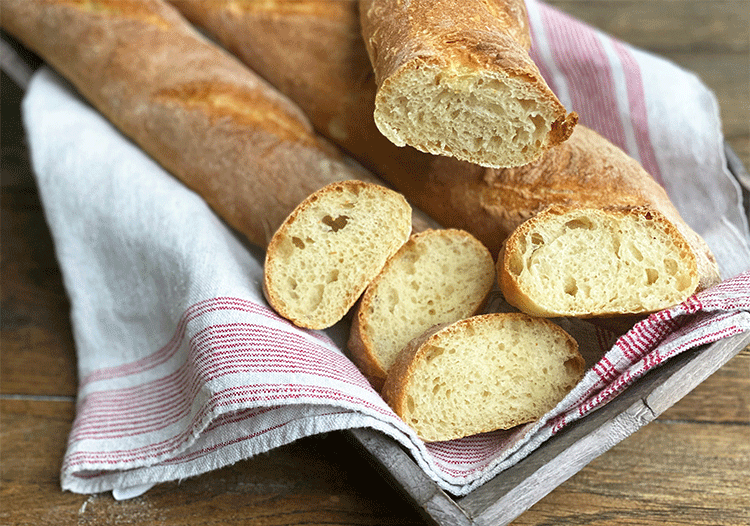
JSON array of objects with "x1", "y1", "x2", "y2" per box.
[{"x1": 21, "y1": 0, "x2": 750, "y2": 498}]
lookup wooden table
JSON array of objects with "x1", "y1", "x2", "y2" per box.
[{"x1": 2, "y1": 1, "x2": 748, "y2": 524}]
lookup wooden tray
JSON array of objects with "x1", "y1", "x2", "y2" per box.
[
  {"x1": 347, "y1": 330, "x2": 750, "y2": 526},
  {"x1": 3, "y1": 30, "x2": 748, "y2": 526},
  {"x1": 345, "y1": 140, "x2": 750, "y2": 526}
]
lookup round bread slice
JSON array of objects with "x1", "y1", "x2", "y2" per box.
[
  {"x1": 263, "y1": 180, "x2": 412, "y2": 329},
  {"x1": 348, "y1": 229, "x2": 495, "y2": 390},
  {"x1": 382, "y1": 313, "x2": 584, "y2": 442},
  {"x1": 498, "y1": 205, "x2": 702, "y2": 318}
]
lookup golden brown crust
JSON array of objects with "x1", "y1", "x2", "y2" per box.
[
  {"x1": 263, "y1": 180, "x2": 412, "y2": 329},
  {"x1": 0, "y1": 0, "x2": 412, "y2": 248},
  {"x1": 358, "y1": 0, "x2": 577, "y2": 166},
  {"x1": 498, "y1": 204, "x2": 703, "y2": 317},
  {"x1": 381, "y1": 322, "x2": 449, "y2": 417},
  {"x1": 382, "y1": 313, "x2": 584, "y2": 440},
  {"x1": 347, "y1": 228, "x2": 494, "y2": 391},
  {"x1": 168, "y1": 1, "x2": 716, "y2": 293}
]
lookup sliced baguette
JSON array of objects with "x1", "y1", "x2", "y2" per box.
[
  {"x1": 170, "y1": 2, "x2": 717, "y2": 287},
  {"x1": 382, "y1": 313, "x2": 584, "y2": 442},
  {"x1": 348, "y1": 229, "x2": 495, "y2": 390},
  {"x1": 264, "y1": 180, "x2": 412, "y2": 330},
  {"x1": 358, "y1": 0, "x2": 577, "y2": 168},
  {"x1": 499, "y1": 205, "x2": 702, "y2": 318}
]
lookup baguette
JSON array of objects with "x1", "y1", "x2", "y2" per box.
[
  {"x1": 168, "y1": 1, "x2": 716, "y2": 286},
  {"x1": 1, "y1": 0, "x2": 435, "y2": 249},
  {"x1": 167, "y1": 0, "x2": 547, "y2": 253},
  {"x1": 358, "y1": 0, "x2": 577, "y2": 168},
  {"x1": 348, "y1": 229, "x2": 495, "y2": 390},
  {"x1": 382, "y1": 313, "x2": 585, "y2": 442},
  {"x1": 263, "y1": 180, "x2": 412, "y2": 330}
]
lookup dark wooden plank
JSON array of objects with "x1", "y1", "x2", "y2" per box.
[
  {"x1": 515, "y1": 420, "x2": 750, "y2": 525},
  {"x1": 0, "y1": 399, "x2": 426, "y2": 526},
  {"x1": 544, "y1": 1, "x2": 749, "y2": 53},
  {"x1": 1, "y1": 185, "x2": 78, "y2": 397},
  {"x1": 661, "y1": 347, "x2": 749, "y2": 423}
]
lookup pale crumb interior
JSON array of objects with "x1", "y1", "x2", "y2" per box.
[
  {"x1": 375, "y1": 66, "x2": 555, "y2": 167},
  {"x1": 403, "y1": 316, "x2": 581, "y2": 442},
  {"x1": 366, "y1": 231, "x2": 495, "y2": 373},
  {"x1": 269, "y1": 185, "x2": 410, "y2": 327},
  {"x1": 507, "y1": 211, "x2": 697, "y2": 315}
]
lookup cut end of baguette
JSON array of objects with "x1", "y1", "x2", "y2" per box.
[
  {"x1": 263, "y1": 180, "x2": 412, "y2": 329},
  {"x1": 373, "y1": 64, "x2": 577, "y2": 168},
  {"x1": 499, "y1": 205, "x2": 700, "y2": 318},
  {"x1": 382, "y1": 313, "x2": 584, "y2": 443},
  {"x1": 348, "y1": 229, "x2": 495, "y2": 390}
]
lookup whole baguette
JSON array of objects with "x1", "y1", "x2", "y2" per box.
[
  {"x1": 1, "y1": 0, "x2": 435, "y2": 249},
  {"x1": 168, "y1": 0, "x2": 541, "y2": 253},
  {"x1": 167, "y1": 0, "x2": 717, "y2": 288},
  {"x1": 358, "y1": 0, "x2": 577, "y2": 168}
]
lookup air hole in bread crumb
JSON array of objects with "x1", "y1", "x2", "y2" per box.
[
  {"x1": 322, "y1": 214, "x2": 349, "y2": 232},
  {"x1": 564, "y1": 358, "x2": 580, "y2": 376},
  {"x1": 564, "y1": 217, "x2": 594, "y2": 230},
  {"x1": 425, "y1": 346, "x2": 445, "y2": 364},
  {"x1": 564, "y1": 277, "x2": 578, "y2": 296},
  {"x1": 292, "y1": 237, "x2": 305, "y2": 249},
  {"x1": 628, "y1": 243, "x2": 644, "y2": 261},
  {"x1": 645, "y1": 268, "x2": 659, "y2": 285},
  {"x1": 530, "y1": 233, "x2": 545, "y2": 246},
  {"x1": 664, "y1": 258, "x2": 678, "y2": 275}
]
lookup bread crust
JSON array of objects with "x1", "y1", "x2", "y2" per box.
[
  {"x1": 347, "y1": 228, "x2": 495, "y2": 391},
  {"x1": 358, "y1": 0, "x2": 577, "y2": 167},
  {"x1": 263, "y1": 180, "x2": 412, "y2": 329},
  {"x1": 382, "y1": 313, "x2": 584, "y2": 442},
  {"x1": 1, "y1": 0, "x2": 436, "y2": 248},
  {"x1": 498, "y1": 205, "x2": 704, "y2": 317},
  {"x1": 169, "y1": 2, "x2": 717, "y2": 292}
]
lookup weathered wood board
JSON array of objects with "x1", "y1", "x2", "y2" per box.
[{"x1": 348, "y1": 330, "x2": 750, "y2": 526}]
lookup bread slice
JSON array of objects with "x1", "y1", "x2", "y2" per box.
[
  {"x1": 348, "y1": 229, "x2": 495, "y2": 390},
  {"x1": 264, "y1": 180, "x2": 412, "y2": 330},
  {"x1": 382, "y1": 313, "x2": 584, "y2": 442},
  {"x1": 499, "y1": 205, "x2": 703, "y2": 318},
  {"x1": 359, "y1": 0, "x2": 577, "y2": 168}
]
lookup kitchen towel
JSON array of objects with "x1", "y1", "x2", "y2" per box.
[{"x1": 20, "y1": 0, "x2": 750, "y2": 497}]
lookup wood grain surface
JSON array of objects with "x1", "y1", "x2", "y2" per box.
[{"x1": 1, "y1": 1, "x2": 748, "y2": 525}]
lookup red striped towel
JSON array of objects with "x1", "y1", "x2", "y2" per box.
[{"x1": 21, "y1": 0, "x2": 749, "y2": 498}]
